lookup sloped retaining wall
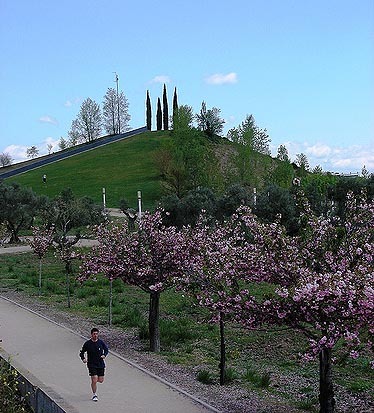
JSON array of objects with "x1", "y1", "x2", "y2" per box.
[{"x1": 0, "y1": 354, "x2": 73, "y2": 413}]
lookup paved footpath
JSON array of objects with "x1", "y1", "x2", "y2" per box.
[{"x1": 0, "y1": 296, "x2": 219, "y2": 413}]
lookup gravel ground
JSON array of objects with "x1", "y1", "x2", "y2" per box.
[{"x1": 1, "y1": 290, "x2": 373, "y2": 413}]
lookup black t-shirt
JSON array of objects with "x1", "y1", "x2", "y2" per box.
[{"x1": 79, "y1": 339, "x2": 109, "y2": 368}]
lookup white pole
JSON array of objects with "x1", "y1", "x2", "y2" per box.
[
  {"x1": 114, "y1": 72, "x2": 120, "y2": 134},
  {"x1": 253, "y1": 187, "x2": 257, "y2": 207},
  {"x1": 137, "y1": 190, "x2": 142, "y2": 221},
  {"x1": 102, "y1": 187, "x2": 106, "y2": 211}
]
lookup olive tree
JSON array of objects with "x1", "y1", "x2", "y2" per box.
[{"x1": 0, "y1": 182, "x2": 46, "y2": 243}]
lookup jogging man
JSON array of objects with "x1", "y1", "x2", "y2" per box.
[{"x1": 79, "y1": 327, "x2": 109, "y2": 402}]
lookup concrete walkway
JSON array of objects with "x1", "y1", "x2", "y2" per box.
[
  {"x1": 0, "y1": 238, "x2": 99, "y2": 255},
  {"x1": 0, "y1": 296, "x2": 219, "y2": 413}
]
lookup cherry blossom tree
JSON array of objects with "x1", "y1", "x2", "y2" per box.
[
  {"x1": 236, "y1": 191, "x2": 374, "y2": 413},
  {"x1": 178, "y1": 208, "x2": 267, "y2": 384},
  {"x1": 80, "y1": 221, "x2": 129, "y2": 325},
  {"x1": 29, "y1": 225, "x2": 55, "y2": 296},
  {"x1": 80, "y1": 210, "x2": 188, "y2": 352}
]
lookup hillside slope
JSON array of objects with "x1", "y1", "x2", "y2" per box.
[
  {"x1": 5, "y1": 131, "x2": 167, "y2": 209},
  {"x1": 5, "y1": 130, "x2": 295, "y2": 210}
]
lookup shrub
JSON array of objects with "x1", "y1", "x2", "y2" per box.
[
  {"x1": 224, "y1": 367, "x2": 238, "y2": 383},
  {"x1": 159, "y1": 319, "x2": 194, "y2": 347},
  {"x1": 138, "y1": 323, "x2": 149, "y2": 340},
  {"x1": 43, "y1": 280, "x2": 64, "y2": 294},
  {"x1": 243, "y1": 365, "x2": 271, "y2": 388},
  {"x1": 123, "y1": 307, "x2": 144, "y2": 327},
  {"x1": 197, "y1": 369, "x2": 214, "y2": 384},
  {"x1": 0, "y1": 359, "x2": 32, "y2": 413},
  {"x1": 87, "y1": 295, "x2": 107, "y2": 307},
  {"x1": 75, "y1": 286, "x2": 91, "y2": 299}
]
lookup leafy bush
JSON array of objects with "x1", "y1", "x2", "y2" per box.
[
  {"x1": 0, "y1": 359, "x2": 32, "y2": 413},
  {"x1": 224, "y1": 367, "x2": 238, "y2": 383},
  {"x1": 243, "y1": 365, "x2": 271, "y2": 388},
  {"x1": 159, "y1": 319, "x2": 194, "y2": 347},
  {"x1": 196, "y1": 369, "x2": 214, "y2": 384},
  {"x1": 122, "y1": 307, "x2": 144, "y2": 327},
  {"x1": 87, "y1": 294, "x2": 107, "y2": 307},
  {"x1": 138, "y1": 323, "x2": 149, "y2": 340},
  {"x1": 43, "y1": 280, "x2": 64, "y2": 294}
]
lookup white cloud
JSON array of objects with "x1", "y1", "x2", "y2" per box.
[
  {"x1": 150, "y1": 75, "x2": 171, "y2": 84},
  {"x1": 43, "y1": 137, "x2": 60, "y2": 153},
  {"x1": 64, "y1": 97, "x2": 82, "y2": 107},
  {"x1": 3, "y1": 144, "x2": 28, "y2": 163},
  {"x1": 205, "y1": 72, "x2": 238, "y2": 85},
  {"x1": 279, "y1": 140, "x2": 373, "y2": 174},
  {"x1": 224, "y1": 115, "x2": 237, "y2": 127},
  {"x1": 3, "y1": 137, "x2": 60, "y2": 164},
  {"x1": 39, "y1": 115, "x2": 58, "y2": 125},
  {"x1": 306, "y1": 143, "x2": 332, "y2": 158}
]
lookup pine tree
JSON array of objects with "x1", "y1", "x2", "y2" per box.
[
  {"x1": 146, "y1": 90, "x2": 152, "y2": 131},
  {"x1": 156, "y1": 98, "x2": 162, "y2": 131},
  {"x1": 163, "y1": 84, "x2": 169, "y2": 130}
]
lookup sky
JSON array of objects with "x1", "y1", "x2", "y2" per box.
[{"x1": 0, "y1": 0, "x2": 373, "y2": 174}]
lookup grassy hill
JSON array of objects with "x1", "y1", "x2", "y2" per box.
[
  {"x1": 5, "y1": 129, "x2": 297, "y2": 210},
  {"x1": 6, "y1": 131, "x2": 168, "y2": 210}
]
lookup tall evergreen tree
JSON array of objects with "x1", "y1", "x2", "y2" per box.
[
  {"x1": 156, "y1": 98, "x2": 162, "y2": 131},
  {"x1": 277, "y1": 144, "x2": 290, "y2": 163},
  {"x1": 163, "y1": 84, "x2": 169, "y2": 130},
  {"x1": 146, "y1": 90, "x2": 152, "y2": 131},
  {"x1": 172, "y1": 87, "x2": 178, "y2": 128},
  {"x1": 295, "y1": 153, "x2": 310, "y2": 176}
]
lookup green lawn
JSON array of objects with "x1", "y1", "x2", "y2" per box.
[
  {"x1": 6, "y1": 131, "x2": 168, "y2": 210},
  {"x1": 0, "y1": 250, "x2": 372, "y2": 412}
]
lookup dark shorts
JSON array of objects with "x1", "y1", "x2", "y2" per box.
[{"x1": 88, "y1": 366, "x2": 105, "y2": 377}]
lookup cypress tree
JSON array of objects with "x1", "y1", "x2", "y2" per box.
[
  {"x1": 172, "y1": 87, "x2": 178, "y2": 129},
  {"x1": 146, "y1": 90, "x2": 152, "y2": 131},
  {"x1": 156, "y1": 97, "x2": 162, "y2": 131},
  {"x1": 162, "y1": 84, "x2": 169, "y2": 130}
]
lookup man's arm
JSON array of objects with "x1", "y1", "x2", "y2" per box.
[
  {"x1": 79, "y1": 342, "x2": 87, "y2": 362},
  {"x1": 101, "y1": 340, "x2": 109, "y2": 358}
]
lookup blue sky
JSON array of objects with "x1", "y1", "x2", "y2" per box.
[{"x1": 1, "y1": 0, "x2": 373, "y2": 173}]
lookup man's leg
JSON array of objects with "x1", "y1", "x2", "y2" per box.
[
  {"x1": 91, "y1": 375, "x2": 98, "y2": 394},
  {"x1": 97, "y1": 376, "x2": 105, "y2": 384}
]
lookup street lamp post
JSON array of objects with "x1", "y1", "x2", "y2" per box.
[{"x1": 114, "y1": 72, "x2": 120, "y2": 134}]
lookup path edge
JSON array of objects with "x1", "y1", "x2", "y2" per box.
[{"x1": 0, "y1": 295, "x2": 221, "y2": 413}]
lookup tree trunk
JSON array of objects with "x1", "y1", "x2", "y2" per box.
[
  {"x1": 109, "y1": 279, "x2": 113, "y2": 326},
  {"x1": 219, "y1": 311, "x2": 226, "y2": 385},
  {"x1": 38, "y1": 258, "x2": 42, "y2": 296},
  {"x1": 65, "y1": 261, "x2": 72, "y2": 308},
  {"x1": 319, "y1": 347, "x2": 335, "y2": 413},
  {"x1": 149, "y1": 290, "x2": 160, "y2": 352},
  {"x1": 8, "y1": 223, "x2": 21, "y2": 244}
]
